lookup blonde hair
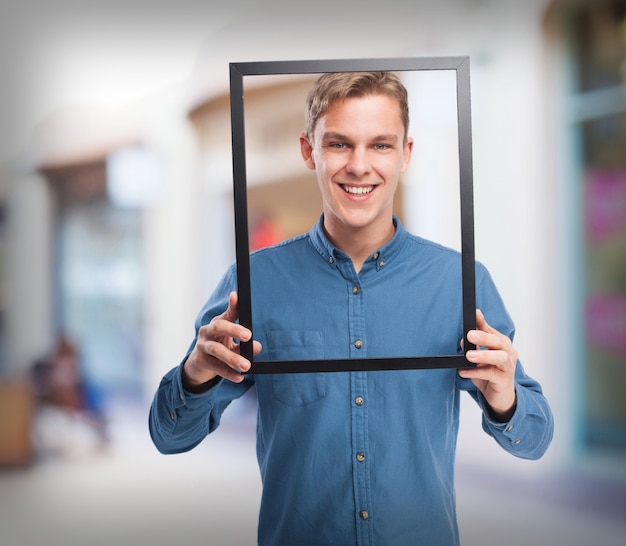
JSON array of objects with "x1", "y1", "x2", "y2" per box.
[{"x1": 304, "y1": 71, "x2": 410, "y2": 142}]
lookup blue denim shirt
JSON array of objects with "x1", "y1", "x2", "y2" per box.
[{"x1": 149, "y1": 216, "x2": 553, "y2": 546}]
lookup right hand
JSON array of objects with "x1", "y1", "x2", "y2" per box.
[{"x1": 182, "y1": 291, "x2": 262, "y2": 389}]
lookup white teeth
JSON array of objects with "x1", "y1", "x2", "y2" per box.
[{"x1": 343, "y1": 185, "x2": 374, "y2": 195}]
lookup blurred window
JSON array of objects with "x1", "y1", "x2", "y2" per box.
[
  {"x1": 43, "y1": 161, "x2": 146, "y2": 404},
  {"x1": 570, "y1": 0, "x2": 626, "y2": 451}
]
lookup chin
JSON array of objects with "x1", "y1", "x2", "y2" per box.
[{"x1": 337, "y1": 212, "x2": 382, "y2": 230}]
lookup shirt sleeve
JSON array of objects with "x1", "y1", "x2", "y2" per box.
[
  {"x1": 148, "y1": 264, "x2": 254, "y2": 454},
  {"x1": 148, "y1": 362, "x2": 253, "y2": 454},
  {"x1": 458, "y1": 262, "x2": 554, "y2": 460},
  {"x1": 476, "y1": 371, "x2": 554, "y2": 460}
]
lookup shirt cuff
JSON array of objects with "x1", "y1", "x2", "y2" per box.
[
  {"x1": 479, "y1": 386, "x2": 529, "y2": 447},
  {"x1": 172, "y1": 361, "x2": 222, "y2": 411}
]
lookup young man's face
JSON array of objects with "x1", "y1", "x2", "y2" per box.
[{"x1": 300, "y1": 94, "x2": 413, "y2": 238}]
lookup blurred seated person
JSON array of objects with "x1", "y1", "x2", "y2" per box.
[{"x1": 31, "y1": 335, "x2": 109, "y2": 456}]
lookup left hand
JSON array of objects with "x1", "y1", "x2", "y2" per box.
[{"x1": 458, "y1": 309, "x2": 518, "y2": 422}]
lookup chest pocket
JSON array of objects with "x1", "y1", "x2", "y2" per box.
[{"x1": 266, "y1": 330, "x2": 326, "y2": 407}]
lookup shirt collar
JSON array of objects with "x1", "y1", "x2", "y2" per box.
[{"x1": 308, "y1": 214, "x2": 408, "y2": 271}]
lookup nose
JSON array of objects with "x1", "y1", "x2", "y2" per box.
[{"x1": 345, "y1": 147, "x2": 371, "y2": 177}]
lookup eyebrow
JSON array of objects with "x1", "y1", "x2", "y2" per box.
[{"x1": 322, "y1": 132, "x2": 400, "y2": 144}]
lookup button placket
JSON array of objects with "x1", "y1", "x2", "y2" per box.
[
  {"x1": 351, "y1": 372, "x2": 371, "y2": 540},
  {"x1": 348, "y1": 277, "x2": 365, "y2": 358}
]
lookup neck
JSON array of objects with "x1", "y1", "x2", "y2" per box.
[{"x1": 323, "y1": 215, "x2": 396, "y2": 273}]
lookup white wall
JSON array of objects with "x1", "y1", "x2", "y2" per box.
[
  {"x1": 137, "y1": 88, "x2": 208, "y2": 398},
  {"x1": 4, "y1": 170, "x2": 54, "y2": 374}
]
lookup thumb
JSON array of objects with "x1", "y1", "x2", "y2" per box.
[
  {"x1": 475, "y1": 309, "x2": 492, "y2": 333},
  {"x1": 223, "y1": 291, "x2": 239, "y2": 322}
]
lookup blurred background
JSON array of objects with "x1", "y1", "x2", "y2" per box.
[{"x1": 1, "y1": 0, "x2": 625, "y2": 544}]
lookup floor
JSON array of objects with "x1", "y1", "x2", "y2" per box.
[{"x1": 1, "y1": 397, "x2": 625, "y2": 546}]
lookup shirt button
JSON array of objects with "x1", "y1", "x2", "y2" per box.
[
  {"x1": 352, "y1": 285, "x2": 359, "y2": 294},
  {"x1": 170, "y1": 412, "x2": 176, "y2": 421},
  {"x1": 506, "y1": 425, "x2": 513, "y2": 432},
  {"x1": 379, "y1": 260, "x2": 385, "y2": 268},
  {"x1": 329, "y1": 256, "x2": 334, "y2": 264},
  {"x1": 355, "y1": 396, "x2": 364, "y2": 406},
  {"x1": 179, "y1": 392, "x2": 184, "y2": 401},
  {"x1": 354, "y1": 340, "x2": 363, "y2": 349},
  {"x1": 356, "y1": 453, "x2": 366, "y2": 462},
  {"x1": 514, "y1": 439, "x2": 521, "y2": 445},
  {"x1": 373, "y1": 253, "x2": 379, "y2": 260},
  {"x1": 360, "y1": 510, "x2": 369, "y2": 520}
]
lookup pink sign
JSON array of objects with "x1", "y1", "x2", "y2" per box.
[
  {"x1": 586, "y1": 169, "x2": 626, "y2": 244},
  {"x1": 586, "y1": 295, "x2": 626, "y2": 358}
]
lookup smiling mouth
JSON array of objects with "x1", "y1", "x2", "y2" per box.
[{"x1": 341, "y1": 184, "x2": 375, "y2": 196}]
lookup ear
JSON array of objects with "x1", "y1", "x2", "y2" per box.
[
  {"x1": 299, "y1": 132, "x2": 316, "y2": 170},
  {"x1": 400, "y1": 137, "x2": 414, "y2": 174}
]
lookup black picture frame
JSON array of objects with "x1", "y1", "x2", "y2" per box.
[{"x1": 229, "y1": 56, "x2": 477, "y2": 374}]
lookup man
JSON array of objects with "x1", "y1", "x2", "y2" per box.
[{"x1": 149, "y1": 71, "x2": 553, "y2": 545}]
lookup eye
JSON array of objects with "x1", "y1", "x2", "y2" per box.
[
  {"x1": 328, "y1": 142, "x2": 348, "y2": 149},
  {"x1": 373, "y1": 143, "x2": 390, "y2": 151}
]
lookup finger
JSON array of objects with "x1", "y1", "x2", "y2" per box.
[
  {"x1": 201, "y1": 338, "x2": 251, "y2": 374},
  {"x1": 458, "y1": 361, "x2": 501, "y2": 381},
  {"x1": 198, "y1": 329, "x2": 262, "y2": 367},
  {"x1": 468, "y1": 310, "x2": 508, "y2": 350},
  {"x1": 475, "y1": 309, "x2": 490, "y2": 330},
  {"x1": 205, "y1": 317, "x2": 252, "y2": 345},
  {"x1": 211, "y1": 340, "x2": 263, "y2": 381},
  {"x1": 210, "y1": 361, "x2": 247, "y2": 383},
  {"x1": 465, "y1": 347, "x2": 510, "y2": 368},
  {"x1": 474, "y1": 309, "x2": 500, "y2": 338},
  {"x1": 222, "y1": 291, "x2": 240, "y2": 323},
  {"x1": 217, "y1": 292, "x2": 254, "y2": 344}
]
